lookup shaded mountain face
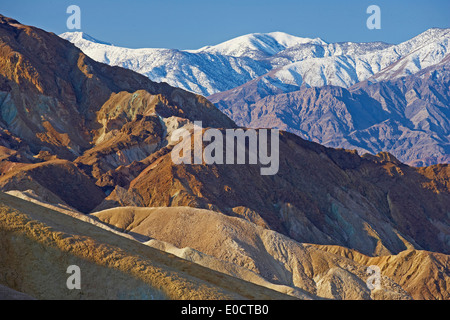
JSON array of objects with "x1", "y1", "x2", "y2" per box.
[
  {"x1": 0, "y1": 15, "x2": 449, "y2": 300},
  {"x1": 211, "y1": 58, "x2": 450, "y2": 166}
]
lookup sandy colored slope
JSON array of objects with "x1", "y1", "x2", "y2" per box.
[
  {"x1": 91, "y1": 206, "x2": 417, "y2": 300},
  {"x1": 0, "y1": 192, "x2": 294, "y2": 300},
  {"x1": 314, "y1": 245, "x2": 450, "y2": 300}
]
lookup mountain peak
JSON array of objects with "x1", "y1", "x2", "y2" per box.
[
  {"x1": 190, "y1": 31, "x2": 327, "y2": 58},
  {"x1": 59, "y1": 31, "x2": 113, "y2": 46},
  {"x1": 265, "y1": 31, "x2": 327, "y2": 46}
]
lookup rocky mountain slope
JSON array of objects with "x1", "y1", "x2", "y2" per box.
[
  {"x1": 211, "y1": 57, "x2": 450, "y2": 166},
  {"x1": 0, "y1": 15, "x2": 449, "y2": 300}
]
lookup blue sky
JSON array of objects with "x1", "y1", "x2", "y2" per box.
[{"x1": 2, "y1": 0, "x2": 449, "y2": 49}]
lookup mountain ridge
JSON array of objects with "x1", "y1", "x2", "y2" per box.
[{"x1": 60, "y1": 27, "x2": 450, "y2": 95}]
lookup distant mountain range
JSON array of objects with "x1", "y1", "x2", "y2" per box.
[
  {"x1": 60, "y1": 29, "x2": 450, "y2": 95},
  {"x1": 61, "y1": 29, "x2": 450, "y2": 166}
]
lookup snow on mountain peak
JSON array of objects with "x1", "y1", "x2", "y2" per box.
[
  {"x1": 266, "y1": 31, "x2": 327, "y2": 46},
  {"x1": 190, "y1": 31, "x2": 327, "y2": 58},
  {"x1": 60, "y1": 31, "x2": 112, "y2": 46}
]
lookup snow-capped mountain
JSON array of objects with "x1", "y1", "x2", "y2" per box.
[
  {"x1": 60, "y1": 31, "x2": 272, "y2": 96},
  {"x1": 269, "y1": 28, "x2": 450, "y2": 88},
  {"x1": 60, "y1": 29, "x2": 450, "y2": 97}
]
